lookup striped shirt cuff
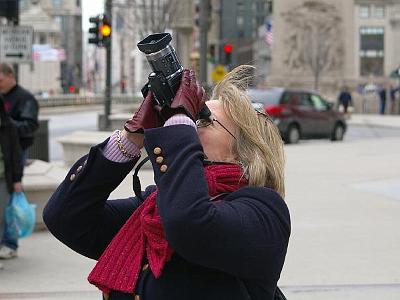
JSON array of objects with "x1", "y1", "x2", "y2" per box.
[
  {"x1": 164, "y1": 114, "x2": 197, "y2": 129},
  {"x1": 103, "y1": 130, "x2": 141, "y2": 162}
]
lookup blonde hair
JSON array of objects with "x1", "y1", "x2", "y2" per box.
[{"x1": 211, "y1": 65, "x2": 286, "y2": 198}]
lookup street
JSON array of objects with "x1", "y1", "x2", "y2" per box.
[
  {"x1": 2, "y1": 113, "x2": 400, "y2": 299},
  {"x1": 43, "y1": 108, "x2": 400, "y2": 161}
]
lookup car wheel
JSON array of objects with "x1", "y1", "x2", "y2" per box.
[
  {"x1": 331, "y1": 123, "x2": 344, "y2": 141},
  {"x1": 286, "y1": 125, "x2": 300, "y2": 144}
]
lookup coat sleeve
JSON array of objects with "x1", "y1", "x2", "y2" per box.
[
  {"x1": 144, "y1": 125, "x2": 291, "y2": 281},
  {"x1": 9, "y1": 122, "x2": 23, "y2": 184},
  {"x1": 43, "y1": 139, "x2": 147, "y2": 260}
]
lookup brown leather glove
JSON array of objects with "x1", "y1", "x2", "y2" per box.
[
  {"x1": 160, "y1": 69, "x2": 206, "y2": 120},
  {"x1": 124, "y1": 91, "x2": 164, "y2": 134}
]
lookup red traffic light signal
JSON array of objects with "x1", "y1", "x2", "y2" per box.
[{"x1": 223, "y1": 44, "x2": 233, "y2": 54}]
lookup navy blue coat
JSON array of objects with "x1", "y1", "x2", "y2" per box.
[{"x1": 43, "y1": 125, "x2": 290, "y2": 300}]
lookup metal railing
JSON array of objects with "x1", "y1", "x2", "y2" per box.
[{"x1": 37, "y1": 94, "x2": 142, "y2": 107}]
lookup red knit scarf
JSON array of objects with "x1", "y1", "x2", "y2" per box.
[{"x1": 88, "y1": 164, "x2": 247, "y2": 294}]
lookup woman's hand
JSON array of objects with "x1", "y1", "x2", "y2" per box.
[
  {"x1": 161, "y1": 69, "x2": 206, "y2": 120},
  {"x1": 124, "y1": 91, "x2": 164, "y2": 134},
  {"x1": 13, "y1": 182, "x2": 23, "y2": 193}
]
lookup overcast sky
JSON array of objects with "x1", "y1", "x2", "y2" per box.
[{"x1": 82, "y1": 0, "x2": 105, "y2": 31}]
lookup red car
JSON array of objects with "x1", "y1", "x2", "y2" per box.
[{"x1": 248, "y1": 88, "x2": 347, "y2": 144}]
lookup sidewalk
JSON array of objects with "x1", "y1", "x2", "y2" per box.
[
  {"x1": 1, "y1": 127, "x2": 400, "y2": 299},
  {"x1": 0, "y1": 169, "x2": 155, "y2": 300},
  {"x1": 347, "y1": 113, "x2": 400, "y2": 129}
]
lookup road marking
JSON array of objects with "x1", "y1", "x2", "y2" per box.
[
  {"x1": 0, "y1": 290, "x2": 98, "y2": 299},
  {"x1": 282, "y1": 283, "x2": 400, "y2": 293}
]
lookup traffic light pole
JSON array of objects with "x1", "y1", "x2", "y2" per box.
[
  {"x1": 104, "y1": 0, "x2": 112, "y2": 130},
  {"x1": 199, "y1": 0, "x2": 209, "y2": 86}
]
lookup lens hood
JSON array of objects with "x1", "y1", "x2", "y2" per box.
[{"x1": 137, "y1": 33, "x2": 172, "y2": 54}]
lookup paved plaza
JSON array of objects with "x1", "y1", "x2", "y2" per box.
[{"x1": 1, "y1": 115, "x2": 400, "y2": 299}]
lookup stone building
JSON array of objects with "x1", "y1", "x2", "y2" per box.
[
  {"x1": 19, "y1": 0, "x2": 82, "y2": 94},
  {"x1": 19, "y1": 2, "x2": 62, "y2": 94},
  {"x1": 268, "y1": 0, "x2": 400, "y2": 99}
]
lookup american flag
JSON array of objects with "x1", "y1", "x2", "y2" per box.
[{"x1": 265, "y1": 21, "x2": 273, "y2": 45}]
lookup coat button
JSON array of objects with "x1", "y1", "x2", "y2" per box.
[
  {"x1": 160, "y1": 165, "x2": 168, "y2": 173},
  {"x1": 142, "y1": 263, "x2": 149, "y2": 271},
  {"x1": 76, "y1": 166, "x2": 83, "y2": 172},
  {"x1": 155, "y1": 156, "x2": 164, "y2": 164},
  {"x1": 70, "y1": 174, "x2": 76, "y2": 181},
  {"x1": 153, "y1": 147, "x2": 162, "y2": 155}
]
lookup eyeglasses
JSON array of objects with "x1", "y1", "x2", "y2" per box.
[{"x1": 196, "y1": 117, "x2": 237, "y2": 140}]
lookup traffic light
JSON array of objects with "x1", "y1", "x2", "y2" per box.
[
  {"x1": 0, "y1": 0, "x2": 18, "y2": 23},
  {"x1": 100, "y1": 15, "x2": 112, "y2": 47},
  {"x1": 88, "y1": 14, "x2": 112, "y2": 47},
  {"x1": 194, "y1": 2, "x2": 200, "y2": 27},
  {"x1": 88, "y1": 16, "x2": 100, "y2": 45},
  {"x1": 208, "y1": 44, "x2": 216, "y2": 64},
  {"x1": 194, "y1": 0, "x2": 212, "y2": 29},
  {"x1": 223, "y1": 43, "x2": 233, "y2": 65}
]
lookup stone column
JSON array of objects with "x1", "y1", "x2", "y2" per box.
[{"x1": 170, "y1": 0, "x2": 194, "y2": 68}]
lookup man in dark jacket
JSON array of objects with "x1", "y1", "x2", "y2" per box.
[
  {"x1": 337, "y1": 86, "x2": 352, "y2": 114},
  {"x1": 0, "y1": 95, "x2": 23, "y2": 261},
  {"x1": 0, "y1": 63, "x2": 39, "y2": 162}
]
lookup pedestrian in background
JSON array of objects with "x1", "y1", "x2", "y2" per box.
[
  {"x1": 0, "y1": 63, "x2": 39, "y2": 165},
  {"x1": 44, "y1": 66, "x2": 290, "y2": 300},
  {"x1": 390, "y1": 85, "x2": 399, "y2": 114},
  {"x1": 0, "y1": 95, "x2": 23, "y2": 263},
  {"x1": 0, "y1": 63, "x2": 38, "y2": 257},
  {"x1": 337, "y1": 86, "x2": 352, "y2": 114},
  {"x1": 379, "y1": 85, "x2": 387, "y2": 115}
]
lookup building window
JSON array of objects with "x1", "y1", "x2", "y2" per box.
[
  {"x1": 374, "y1": 6, "x2": 385, "y2": 18},
  {"x1": 54, "y1": 16, "x2": 62, "y2": 26},
  {"x1": 267, "y1": 0, "x2": 273, "y2": 14},
  {"x1": 52, "y1": 0, "x2": 62, "y2": 8},
  {"x1": 237, "y1": 16, "x2": 244, "y2": 27},
  {"x1": 359, "y1": 5, "x2": 370, "y2": 18},
  {"x1": 39, "y1": 33, "x2": 47, "y2": 44},
  {"x1": 19, "y1": 0, "x2": 28, "y2": 9},
  {"x1": 360, "y1": 27, "x2": 384, "y2": 76},
  {"x1": 237, "y1": 1, "x2": 244, "y2": 12}
]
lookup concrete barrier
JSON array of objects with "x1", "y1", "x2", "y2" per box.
[
  {"x1": 98, "y1": 113, "x2": 132, "y2": 131},
  {"x1": 57, "y1": 130, "x2": 151, "y2": 168},
  {"x1": 57, "y1": 131, "x2": 111, "y2": 166},
  {"x1": 23, "y1": 160, "x2": 68, "y2": 230}
]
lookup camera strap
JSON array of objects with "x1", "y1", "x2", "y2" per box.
[{"x1": 132, "y1": 156, "x2": 151, "y2": 201}]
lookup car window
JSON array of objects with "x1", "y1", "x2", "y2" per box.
[
  {"x1": 281, "y1": 92, "x2": 301, "y2": 104},
  {"x1": 247, "y1": 89, "x2": 282, "y2": 105},
  {"x1": 310, "y1": 94, "x2": 328, "y2": 111},
  {"x1": 299, "y1": 93, "x2": 313, "y2": 107}
]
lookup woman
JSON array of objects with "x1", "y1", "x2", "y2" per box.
[
  {"x1": 43, "y1": 66, "x2": 290, "y2": 300},
  {"x1": 0, "y1": 95, "x2": 23, "y2": 264}
]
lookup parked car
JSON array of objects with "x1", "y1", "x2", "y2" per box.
[{"x1": 248, "y1": 88, "x2": 347, "y2": 144}]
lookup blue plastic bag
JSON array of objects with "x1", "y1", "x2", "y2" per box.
[{"x1": 5, "y1": 192, "x2": 36, "y2": 239}]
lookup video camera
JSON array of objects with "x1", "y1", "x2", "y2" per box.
[{"x1": 137, "y1": 33, "x2": 211, "y2": 119}]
